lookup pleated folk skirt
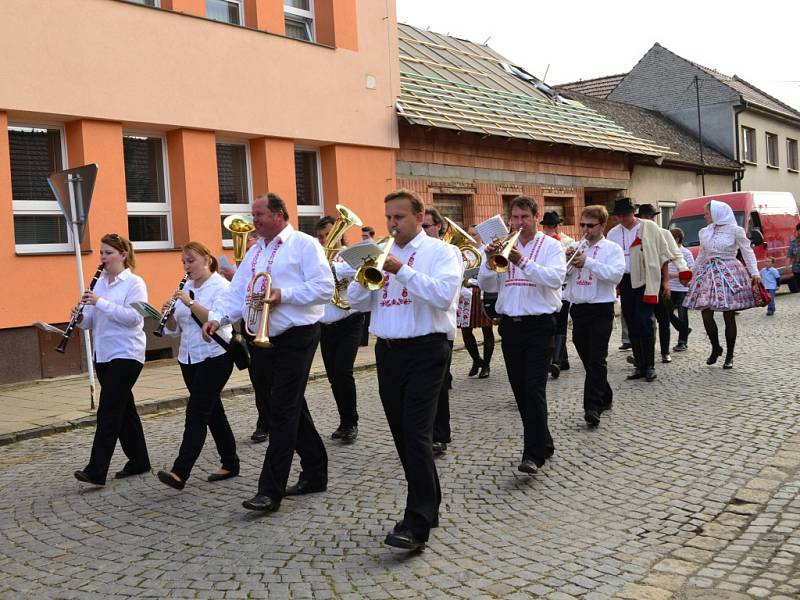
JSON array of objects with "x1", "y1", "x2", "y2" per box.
[{"x1": 683, "y1": 257, "x2": 756, "y2": 311}]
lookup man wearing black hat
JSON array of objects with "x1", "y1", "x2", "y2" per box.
[{"x1": 540, "y1": 211, "x2": 574, "y2": 378}]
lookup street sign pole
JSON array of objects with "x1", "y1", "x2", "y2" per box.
[{"x1": 67, "y1": 173, "x2": 97, "y2": 410}]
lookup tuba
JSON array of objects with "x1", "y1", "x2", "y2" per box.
[
  {"x1": 245, "y1": 271, "x2": 272, "y2": 348},
  {"x1": 324, "y1": 204, "x2": 363, "y2": 310},
  {"x1": 223, "y1": 214, "x2": 255, "y2": 266},
  {"x1": 354, "y1": 232, "x2": 395, "y2": 291},
  {"x1": 487, "y1": 229, "x2": 522, "y2": 272},
  {"x1": 442, "y1": 217, "x2": 482, "y2": 272}
]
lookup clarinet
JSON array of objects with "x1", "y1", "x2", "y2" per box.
[
  {"x1": 56, "y1": 264, "x2": 105, "y2": 353},
  {"x1": 153, "y1": 273, "x2": 190, "y2": 337}
]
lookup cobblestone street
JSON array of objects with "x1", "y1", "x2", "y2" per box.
[{"x1": 1, "y1": 295, "x2": 799, "y2": 600}]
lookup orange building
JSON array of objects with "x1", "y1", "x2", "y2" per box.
[{"x1": 0, "y1": 0, "x2": 399, "y2": 384}]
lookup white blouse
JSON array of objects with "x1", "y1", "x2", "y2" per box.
[{"x1": 697, "y1": 224, "x2": 758, "y2": 276}]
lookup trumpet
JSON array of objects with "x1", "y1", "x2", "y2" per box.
[
  {"x1": 56, "y1": 263, "x2": 104, "y2": 353},
  {"x1": 442, "y1": 217, "x2": 482, "y2": 271},
  {"x1": 354, "y1": 231, "x2": 396, "y2": 290},
  {"x1": 487, "y1": 229, "x2": 522, "y2": 272},
  {"x1": 153, "y1": 273, "x2": 190, "y2": 337},
  {"x1": 324, "y1": 204, "x2": 362, "y2": 310},
  {"x1": 565, "y1": 236, "x2": 590, "y2": 274},
  {"x1": 245, "y1": 271, "x2": 272, "y2": 348}
]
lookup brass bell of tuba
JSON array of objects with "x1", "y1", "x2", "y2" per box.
[
  {"x1": 324, "y1": 204, "x2": 363, "y2": 310},
  {"x1": 355, "y1": 232, "x2": 395, "y2": 291},
  {"x1": 487, "y1": 229, "x2": 522, "y2": 273},
  {"x1": 442, "y1": 217, "x2": 482, "y2": 270},
  {"x1": 223, "y1": 214, "x2": 255, "y2": 266},
  {"x1": 245, "y1": 271, "x2": 272, "y2": 348}
]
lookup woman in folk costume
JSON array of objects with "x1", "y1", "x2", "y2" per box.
[{"x1": 683, "y1": 200, "x2": 761, "y2": 369}]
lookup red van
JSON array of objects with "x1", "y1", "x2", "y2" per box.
[{"x1": 668, "y1": 191, "x2": 800, "y2": 291}]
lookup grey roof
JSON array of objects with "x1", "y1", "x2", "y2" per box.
[
  {"x1": 559, "y1": 90, "x2": 740, "y2": 171},
  {"x1": 396, "y1": 24, "x2": 670, "y2": 157},
  {"x1": 558, "y1": 74, "x2": 626, "y2": 99}
]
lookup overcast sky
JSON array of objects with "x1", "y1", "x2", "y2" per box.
[{"x1": 396, "y1": 0, "x2": 800, "y2": 111}]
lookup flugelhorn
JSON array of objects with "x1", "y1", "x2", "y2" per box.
[
  {"x1": 56, "y1": 264, "x2": 104, "y2": 353},
  {"x1": 153, "y1": 273, "x2": 190, "y2": 337},
  {"x1": 324, "y1": 204, "x2": 363, "y2": 310},
  {"x1": 354, "y1": 231, "x2": 396, "y2": 291},
  {"x1": 245, "y1": 272, "x2": 272, "y2": 348},
  {"x1": 565, "y1": 235, "x2": 590, "y2": 275},
  {"x1": 487, "y1": 229, "x2": 522, "y2": 272},
  {"x1": 442, "y1": 217, "x2": 482, "y2": 270},
  {"x1": 223, "y1": 214, "x2": 255, "y2": 266}
]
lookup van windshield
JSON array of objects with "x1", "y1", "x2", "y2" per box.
[{"x1": 669, "y1": 211, "x2": 745, "y2": 247}]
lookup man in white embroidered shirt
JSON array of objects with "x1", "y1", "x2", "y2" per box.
[
  {"x1": 478, "y1": 195, "x2": 566, "y2": 475},
  {"x1": 204, "y1": 193, "x2": 334, "y2": 514},
  {"x1": 564, "y1": 205, "x2": 625, "y2": 428},
  {"x1": 348, "y1": 189, "x2": 461, "y2": 552}
]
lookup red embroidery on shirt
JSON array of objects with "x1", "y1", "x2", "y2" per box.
[
  {"x1": 250, "y1": 238, "x2": 283, "y2": 293},
  {"x1": 506, "y1": 234, "x2": 545, "y2": 289},
  {"x1": 575, "y1": 244, "x2": 601, "y2": 287},
  {"x1": 379, "y1": 252, "x2": 416, "y2": 308}
]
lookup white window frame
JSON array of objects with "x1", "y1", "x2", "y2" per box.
[
  {"x1": 658, "y1": 202, "x2": 676, "y2": 229},
  {"x1": 294, "y1": 147, "x2": 324, "y2": 225},
  {"x1": 217, "y1": 139, "x2": 253, "y2": 249},
  {"x1": 206, "y1": 0, "x2": 243, "y2": 25},
  {"x1": 742, "y1": 126, "x2": 757, "y2": 164},
  {"x1": 123, "y1": 131, "x2": 173, "y2": 250},
  {"x1": 125, "y1": 0, "x2": 160, "y2": 7},
  {"x1": 787, "y1": 138, "x2": 799, "y2": 173},
  {"x1": 10, "y1": 122, "x2": 74, "y2": 254},
  {"x1": 284, "y1": 0, "x2": 315, "y2": 42},
  {"x1": 766, "y1": 132, "x2": 779, "y2": 168}
]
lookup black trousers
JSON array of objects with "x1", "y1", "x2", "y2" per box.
[
  {"x1": 570, "y1": 303, "x2": 614, "y2": 413},
  {"x1": 433, "y1": 340, "x2": 453, "y2": 444},
  {"x1": 172, "y1": 353, "x2": 238, "y2": 481},
  {"x1": 669, "y1": 290, "x2": 690, "y2": 343},
  {"x1": 653, "y1": 297, "x2": 671, "y2": 355},
  {"x1": 251, "y1": 323, "x2": 327, "y2": 500},
  {"x1": 499, "y1": 314, "x2": 556, "y2": 462},
  {"x1": 619, "y1": 274, "x2": 655, "y2": 339},
  {"x1": 84, "y1": 359, "x2": 149, "y2": 484},
  {"x1": 360, "y1": 312, "x2": 371, "y2": 346},
  {"x1": 320, "y1": 313, "x2": 364, "y2": 427},
  {"x1": 376, "y1": 333, "x2": 450, "y2": 542}
]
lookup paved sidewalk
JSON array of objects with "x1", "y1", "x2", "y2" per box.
[{"x1": 0, "y1": 333, "x2": 464, "y2": 446}]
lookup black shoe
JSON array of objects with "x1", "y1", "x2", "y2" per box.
[
  {"x1": 331, "y1": 425, "x2": 345, "y2": 440},
  {"x1": 723, "y1": 352, "x2": 734, "y2": 369},
  {"x1": 478, "y1": 365, "x2": 490, "y2": 379},
  {"x1": 114, "y1": 466, "x2": 150, "y2": 479},
  {"x1": 673, "y1": 341, "x2": 687, "y2": 352},
  {"x1": 384, "y1": 526, "x2": 425, "y2": 551},
  {"x1": 242, "y1": 494, "x2": 280, "y2": 512},
  {"x1": 285, "y1": 479, "x2": 327, "y2": 496},
  {"x1": 706, "y1": 346, "x2": 723, "y2": 365},
  {"x1": 432, "y1": 442, "x2": 447, "y2": 456},
  {"x1": 517, "y1": 458, "x2": 539, "y2": 474},
  {"x1": 468, "y1": 361, "x2": 481, "y2": 377},
  {"x1": 560, "y1": 360, "x2": 570, "y2": 371},
  {"x1": 74, "y1": 470, "x2": 104, "y2": 486},
  {"x1": 626, "y1": 369, "x2": 644, "y2": 380},
  {"x1": 157, "y1": 470, "x2": 185, "y2": 491},
  {"x1": 549, "y1": 362, "x2": 561, "y2": 379},
  {"x1": 251, "y1": 428, "x2": 268, "y2": 443},
  {"x1": 645, "y1": 368, "x2": 657, "y2": 382},
  {"x1": 338, "y1": 425, "x2": 358, "y2": 443},
  {"x1": 584, "y1": 410, "x2": 600, "y2": 427},
  {"x1": 207, "y1": 468, "x2": 239, "y2": 482},
  {"x1": 619, "y1": 343, "x2": 632, "y2": 350},
  {"x1": 599, "y1": 401, "x2": 613, "y2": 413},
  {"x1": 661, "y1": 353, "x2": 672, "y2": 363}
]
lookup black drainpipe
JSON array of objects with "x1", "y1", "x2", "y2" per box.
[{"x1": 733, "y1": 102, "x2": 746, "y2": 191}]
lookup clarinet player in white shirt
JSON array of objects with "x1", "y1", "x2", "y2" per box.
[
  {"x1": 348, "y1": 189, "x2": 461, "y2": 552},
  {"x1": 204, "y1": 193, "x2": 334, "y2": 514},
  {"x1": 73, "y1": 234, "x2": 151, "y2": 486},
  {"x1": 564, "y1": 206, "x2": 625, "y2": 428},
  {"x1": 156, "y1": 241, "x2": 240, "y2": 490},
  {"x1": 479, "y1": 196, "x2": 566, "y2": 475}
]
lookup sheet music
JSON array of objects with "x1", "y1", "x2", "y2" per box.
[
  {"x1": 130, "y1": 301, "x2": 163, "y2": 321},
  {"x1": 33, "y1": 321, "x2": 65, "y2": 335},
  {"x1": 475, "y1": 215, "x2": 509, "y2": 244},
  {"x1": 338, "y1": 240, "x2": 384, "y2": 270},
  {"x1": 463, "y1": 266, "x2": 480, "y2": 280}
]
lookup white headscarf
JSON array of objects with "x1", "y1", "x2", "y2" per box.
[{"x1": 709, "y1": 200, "x2": 736, "y2": 226}]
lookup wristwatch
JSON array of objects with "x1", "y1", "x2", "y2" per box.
[{"x1": 188, "y1": 299, "x2": 195, "y2": 307}]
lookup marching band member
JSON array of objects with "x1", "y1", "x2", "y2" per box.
[
  {"x1": 564, "y1": 206, "x2": 625, "y2": 427},
  {"x1": 73, "y1": 233, "x2": 151, "y2": 486},
  {"x1": 608, "y1": 198, "x2": 690, "y2": 382},
  {"x1": 348, "y1": 189, "x2": 461, "y2": 551},
  {"x1": 479, "y1": 196, "x2": 566, "y2": 475},
  {"x1": 540, "y1": 211, "x2": 574, "y2": 378},
  {"x1": 204, "y1": 193, "x2": 334, "y2": 513},
  {"x1": 458, "y1": 226, "x2": 496, "y2": 379},
  {"x1": 156, "y1": 241, "x2": 240, "y2": 490},
  {"x1": 315, "y1": 216, "x2": 363, "y2": 443}
]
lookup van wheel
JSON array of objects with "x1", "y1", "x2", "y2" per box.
[{"x1": 789, "y1": 277, "x2": 800, "y2": 293}]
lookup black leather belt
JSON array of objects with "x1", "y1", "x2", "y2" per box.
[{"x1": 377, "y1": 333, "x2": 447, "y2": 347}]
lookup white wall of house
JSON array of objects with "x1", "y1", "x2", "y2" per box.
[
  {"x1": 738, "y1": 111, "x2": 800, "y2": 201},
  {"x1": 628, "y1": 164, "x2": 733, "y2": 204}
]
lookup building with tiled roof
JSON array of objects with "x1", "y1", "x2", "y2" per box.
[{"x1": 558, "y1": 74, "x2": 626, "y2": 100}]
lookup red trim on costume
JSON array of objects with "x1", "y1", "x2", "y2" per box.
[
  {"x1": 678, "y1": 270, "x2": 692, "y2": 284},
  {"x1": 630, "y1": 236, "x2": 642, "y2": 248},
  {"x1": 643, "y1": 294, "x2": 658, "y2": 304}
]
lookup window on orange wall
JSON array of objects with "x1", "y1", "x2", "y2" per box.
[
  {"x1": 125, "y1": 0, "x2": 158, "y2": 6},
  {"x1": 123, "y1": 133, "x2": 173, "y2": 250},
  {"x1": 284, "y1": 0, "x2": 315, "y2": 41},
  {"x1": 206, "y1": 0, "x2": 242, "y2": 25},
  {"x1": 9, "y1": 124, "x2": 73, "y2": 253},
  {"x1": 216, "y1": 141, "x2": 252, "y2": 248},
  {"x1": 294, "y1": 148, "x2": 323, "y2": 235}
]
